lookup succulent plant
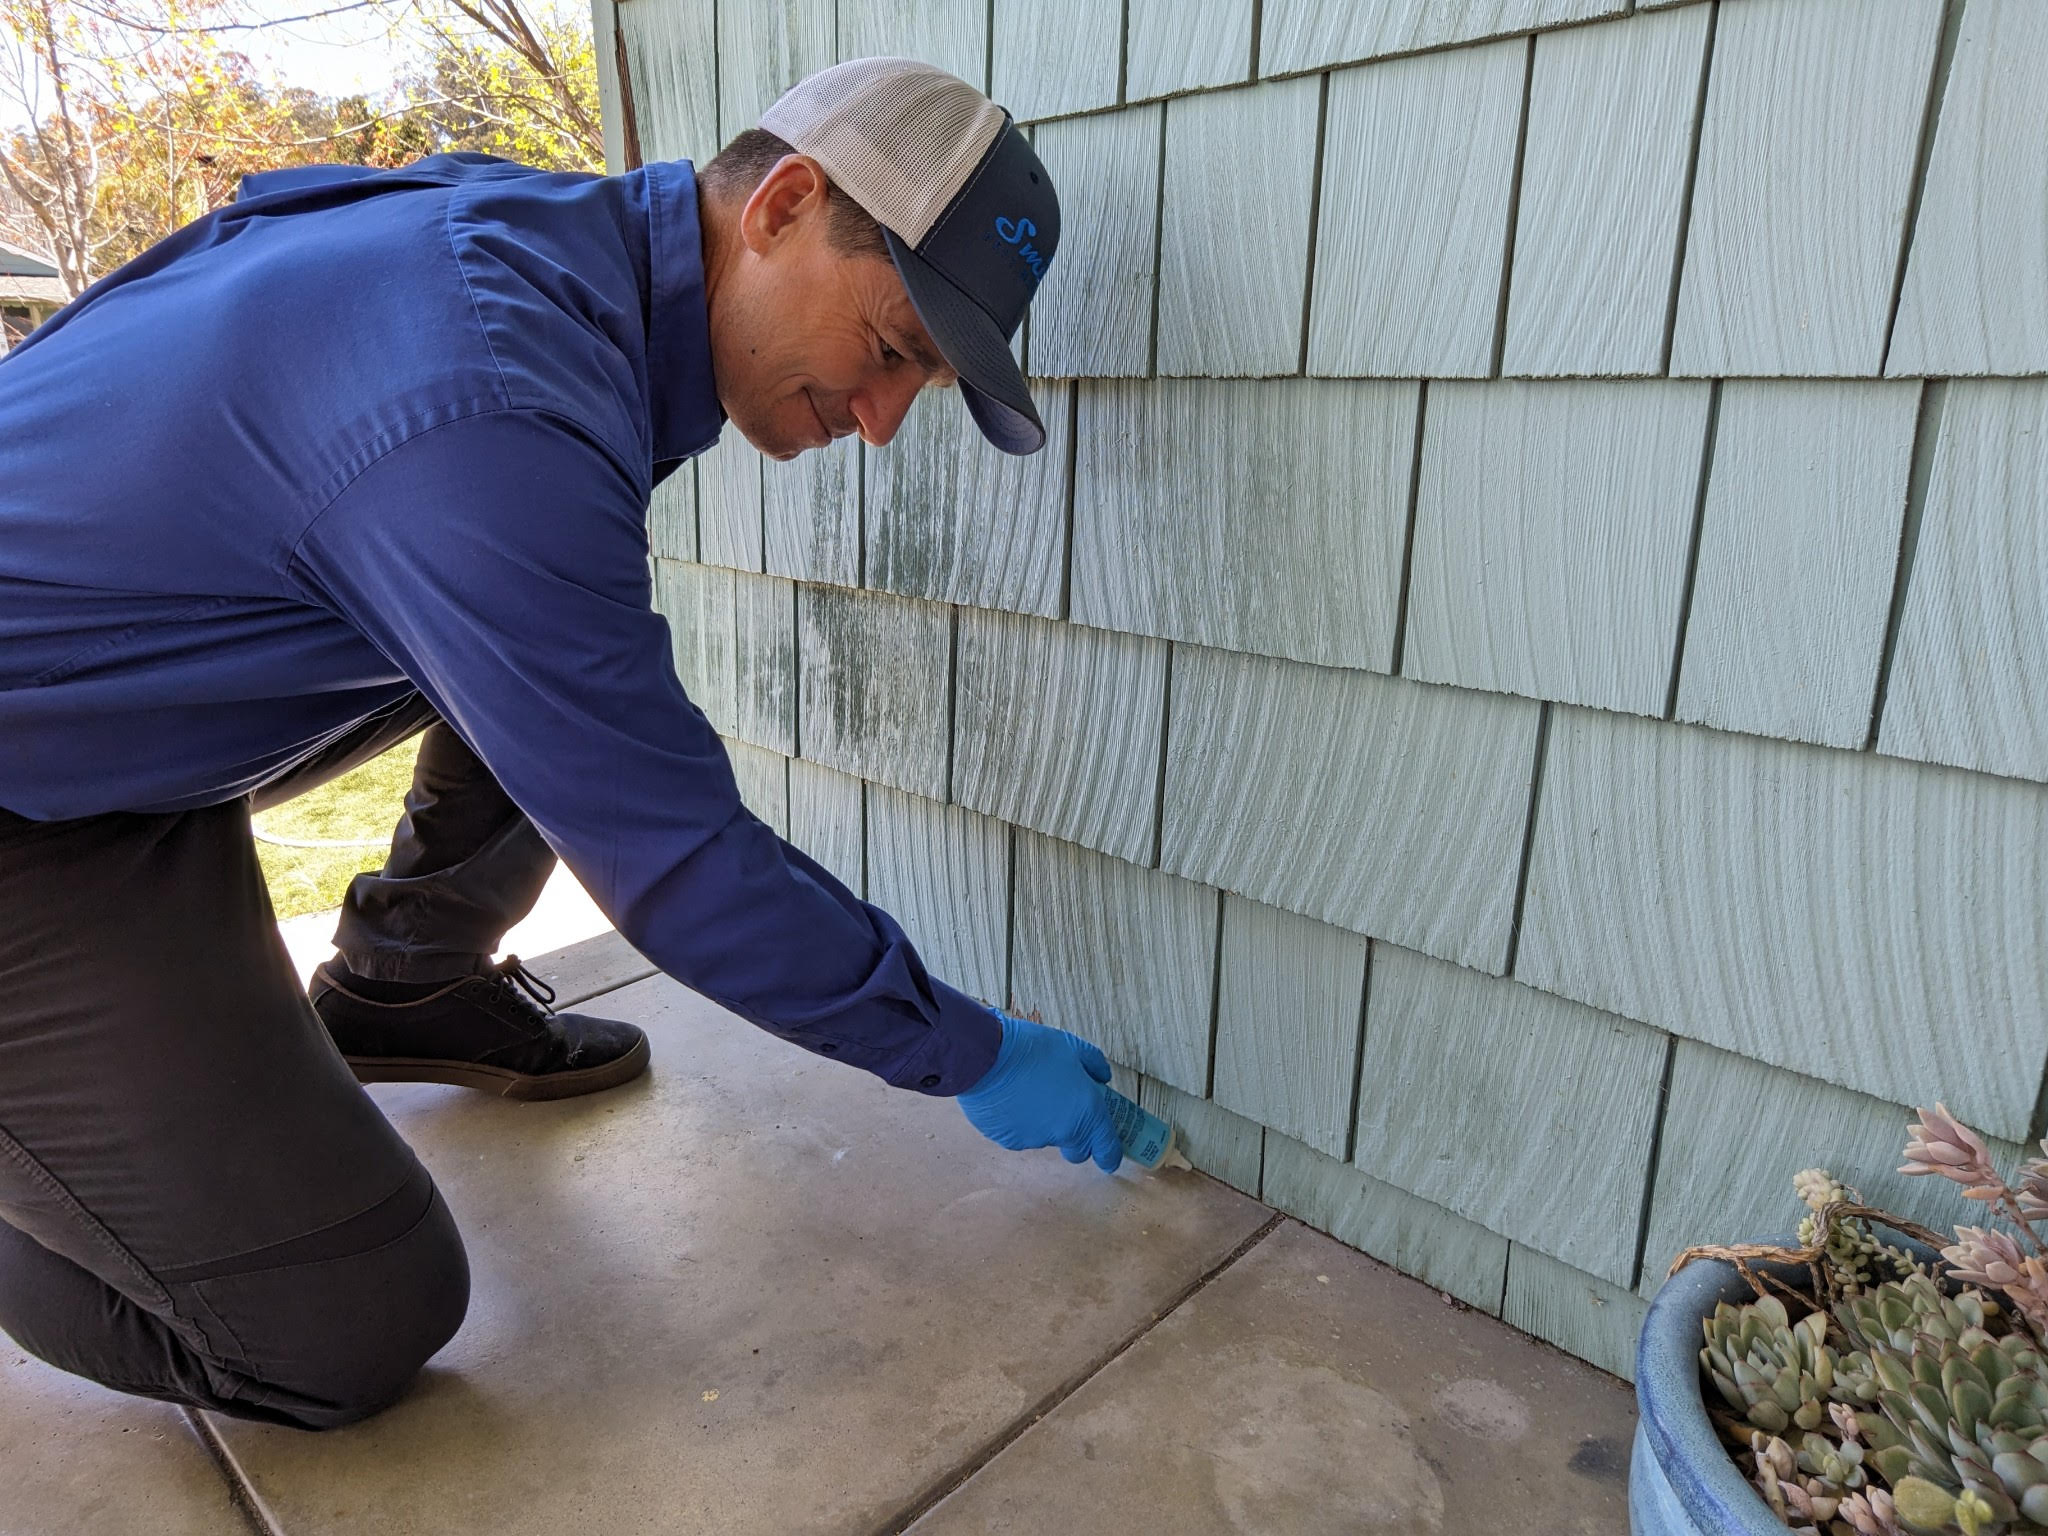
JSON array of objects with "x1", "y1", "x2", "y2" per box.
[
  {"x1": 1798, "y1": 1270, "x2": 2048, "y2": 1530},
  {"x1": 1686, "y1": 1099, "x2": 2048, "y2": 1536},
  {"x1": 1796, "y1": 1169, "x2": 1926, "y2": 1292},
  {"x1": 2016, "y1": 1165, "x2": 2048, "y2": 1228},
  {"x1": 1835, "y1": 1274, "x2": 2005, "y2": 1358},
  {"x1": 1946, "y1": 1229, "x2": 2048, "y2": 1341},
  {"x1": 1707, "y1": 1280, "x2": 2048, "y2": 1532},
  {"x1": 1902, "y1": 1107, "x2": 2005, "y2": 1192},
  {"x1": 1838, "y1": 1484, "x2": 1901, "y2": 1536},
  {"x1": 1752, "y1": 1427, "x2": 1856, "y2": 1530},
  {"x1": 1890, "y1": 1476, "x2": 1999, "y2": 1536},
  {"x1": 1704, "y1": 1294, "x2": 1843, "y2": 1436}
]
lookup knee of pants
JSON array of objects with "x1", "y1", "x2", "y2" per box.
[{"x1": 194, "y1": 1186, "x2": 471, "y2": 1430}]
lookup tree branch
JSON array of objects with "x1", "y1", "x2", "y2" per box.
[{"x1": 64, "y1": 0, "x2": 386, "y2": 34}]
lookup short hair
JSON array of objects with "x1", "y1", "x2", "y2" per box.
[{"x1": 699, "y1": 128, "x2": 891, "y2": 262}]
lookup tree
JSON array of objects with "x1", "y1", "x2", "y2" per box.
[
  {"x1": 0, "y1": 0, "x2": 112, "y2": 294},
  {"x1": 397, "y1": 0, "x2": 600, "y2": 171},
  {"x1": 0, "y1": 0, "x2": 600, "y2": 291},
  {"x1": 87, "y1": 46, "x2": 335, "y2": 272},
  {"x1": 0, "y1": 155, "x2": 53, "y2": 254}
]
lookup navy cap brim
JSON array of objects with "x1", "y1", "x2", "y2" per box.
[{"x1": 884, "y1": 227, "x2": 1045, "y2": 456}]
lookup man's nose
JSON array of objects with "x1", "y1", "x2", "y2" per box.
[{"x1": 850, "y1": 370, "x2": 926, "y2": 447}]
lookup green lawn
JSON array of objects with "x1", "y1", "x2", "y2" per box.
[{"x1": 253, "y1": 738, "x2": 421, "y2": 920}]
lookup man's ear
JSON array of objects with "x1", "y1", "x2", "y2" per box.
[{"x1": 738, "y1": 154, "x2": 829, "y2": 256}]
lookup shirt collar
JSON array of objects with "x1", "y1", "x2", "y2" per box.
[{"x1": 640, "y1": 159, "x2": 724, "y2": 467}]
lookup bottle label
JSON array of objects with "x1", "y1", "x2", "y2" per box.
[{"x1": 1104, "y1": 1087, "x2": 1172, "y2": 1168}]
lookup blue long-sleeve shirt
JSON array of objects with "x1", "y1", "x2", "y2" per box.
[{"x1": 0, "y1": 152, "x2": 1000, "y2": 1096}]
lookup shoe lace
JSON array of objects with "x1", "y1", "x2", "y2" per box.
[
  {"x1": 491, "y1": 955, "x2": 559, "y2": 1016},
  {"x1": 483, "y1": 956, "x2": 595, "y2": 1066}
]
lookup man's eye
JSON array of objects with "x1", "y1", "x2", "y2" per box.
[{"x1": 880, "y1": 340, "x2": 903, "y2": 365}]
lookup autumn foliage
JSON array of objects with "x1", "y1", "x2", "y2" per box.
[{"x1": 1, "y1": 0, "x2": 601, "y2": 295}]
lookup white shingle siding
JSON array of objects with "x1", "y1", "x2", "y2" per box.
[
  {"x1": 1307, "y1": 39, "x2": 1527, "y2": 380},
  {"x1": 1886, "y1": 0, "x2": 2048, "y2": 379},
  {"x1": 619, "y1": 0, "x2": 2048, "y2": 1371},
  {"x1": 1880, "y1": 381, "x2": 2048, "y2": 783},
  {"x1": 1668, "y1": 0, "x2": 1946, "y2": 377}
]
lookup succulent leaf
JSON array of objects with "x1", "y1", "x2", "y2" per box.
[
  {"x1": 1749, "y1": 1399, "x2": 1791, "y2": 1435},
  {"x1": 1955, "y1": 1481, "x2": 2009, "y2": 1530},
  {"x1": 1889, "y1": 1475, "x2": 1958, "y2": 1531},
  {"x1": 1876, "y1": 1353, "x2": 1915, "y2": 1395},
  {"x1": 1994, "y1": 1448, "x2": 2046, "y2": 1496},
  {"x1": 1913, "y1": 1381, "x2": 1955, "y2": 1436},
  {"x1": 1862, "y1": 1413, "x2": 1906, "y2": 1453},
  {"x1": 1869, "y1": 1445, "x2": 1913, "y2": 1487},
  {"x1": 1952, "y1": 1379, "x2": 1994, "y2": 1437},
  {"x1": 2024, "y1": 1481, "x2": 2048, "y2": 1525}
]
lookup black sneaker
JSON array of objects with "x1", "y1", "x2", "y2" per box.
[{"x1": 309, "y1": 955, "x2": 650, "y2": 1101}]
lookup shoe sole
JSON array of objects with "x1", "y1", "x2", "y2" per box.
[{"x1": 344, "y1": 1032, "x2": 651, "y2": 1102}]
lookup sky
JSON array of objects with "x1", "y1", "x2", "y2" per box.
[
  {"x1": 230, "y1": 0, "x2": 418, "y2": 100},
  {"x1": 1, "y1": 0, "x2": 419, "y2": 129}
]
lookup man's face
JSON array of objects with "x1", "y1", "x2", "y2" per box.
[{"x1": 708, "y1": 156, "x2": 958, "y2": 461}]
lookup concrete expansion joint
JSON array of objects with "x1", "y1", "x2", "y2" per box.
[
  {"x1": 553, "y1": 967, "x2": 661, "y2": 1012},
  {"x1": 870, "y1": 1208, "x2": 1288, "y2": 1535},
  {"x1": 182, "y1": 1408, "x2": 287, "y2": 1536}
]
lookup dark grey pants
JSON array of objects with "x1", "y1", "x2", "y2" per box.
[
  {"x1": 326, "y1": 698, "x2": 557, "y2": 984},
  {"x1": 0, "y1": 699, "x2": 556, "y2": 1427}
]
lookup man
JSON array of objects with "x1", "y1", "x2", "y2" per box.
[{"x1": 0, "y1": 58, "x2": 1124, "y2": 1431}]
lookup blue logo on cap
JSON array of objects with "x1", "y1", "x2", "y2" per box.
[{"x1": 992, "y1": 216, "x2": 1049, "y2": 287}]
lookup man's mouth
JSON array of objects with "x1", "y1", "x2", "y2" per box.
[
  {"x1": 803, "y1": 389, "x2": 861, "y2": 445},
  {"x1": 802, "y1": 390, "x2": 833, "y2": 448}
]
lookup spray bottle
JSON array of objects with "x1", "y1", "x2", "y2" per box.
[{"x1": 1105, "y1": 1087, "x2": 1193, "y2": 1171}]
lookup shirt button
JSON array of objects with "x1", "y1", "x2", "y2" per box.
[
  {"x1": 920, "y1": 1073, "x2": 941, "y2": 1089},
  {"x1": 818, "y1": 1042, "x2": 838, "y2": 1054}
]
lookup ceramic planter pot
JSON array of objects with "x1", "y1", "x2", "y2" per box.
[
  {"x1": 1630, "y1": 1238, "x2": 1801, "y2": 1536},
  {"x1": 1631, "y1": 1233, "x2": 1947, "y2": 1534}
]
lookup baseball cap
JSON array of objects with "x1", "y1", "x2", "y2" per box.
[{"x1": 759, "y1": 58, "x2": 1060, "y2": 456}]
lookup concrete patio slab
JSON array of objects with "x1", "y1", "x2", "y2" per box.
[
  {"x1": 908, "y1": 1218, "x2": 1636, "y2": 1536},
  {"x1": 526, "y1": 927, "x2": 656, "y2": 1007},
  {"x1": 0, "y1": 1353, "x2": 245, "y2": 1536},
  {"x1": 209, "y1": 972, "x2": 1274, "y2": 1535}
]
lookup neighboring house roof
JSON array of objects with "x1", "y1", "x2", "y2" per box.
[
  {"x1": 0, "y1": 239, "x2": 67, "y2": 306},
  {"x1": 0, "y1": 272, "x2": 68, "y2": 306},
  {"x1": 0, "y1": 236, "x2": 60, "y2": 278}
]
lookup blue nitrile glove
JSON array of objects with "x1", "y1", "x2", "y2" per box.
[{"x1": 957, "y1": 1011, "x2": 1123, "y2": 1172}]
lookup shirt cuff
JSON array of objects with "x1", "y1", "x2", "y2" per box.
[{"x1": 884, "y1": 978, "x2": 1003, "y2": 1097}]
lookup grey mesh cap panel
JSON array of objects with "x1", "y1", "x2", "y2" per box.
[{"x1": 759, "y1": 58, "x2": 1006, "y2": 246}]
